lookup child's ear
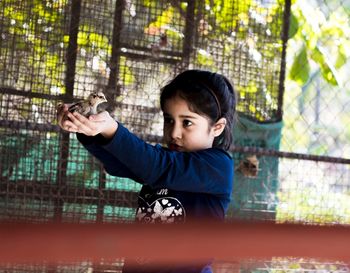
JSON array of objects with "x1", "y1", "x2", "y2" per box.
[{"x1": 213, "y1": 117, "x2": 227, "y2": 137}]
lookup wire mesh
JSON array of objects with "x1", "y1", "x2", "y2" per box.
[
  {"x1": 1, "y1": 0, "x2": 350, "y2": 272},
  {"x1": 0, "y1": 0, "x2": 68, "y2": 96},
  {"x1": 0, "y1": 0, "x2": 290, "y2": 224},
  {"x1": 230, "y1": 150, "x2": 350, "y2": 224},
  {"x1": 281, "y1": 0, "x2": 350, "y2": 159},
  {"x1": 190, "y1": 0, "x2": 286, "y2": 122}
]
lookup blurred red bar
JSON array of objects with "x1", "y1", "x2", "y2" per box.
[{"x1": 0, "y1": 221, "x2": 349, "y2": 264}]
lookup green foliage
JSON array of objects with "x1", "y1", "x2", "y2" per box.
[
  {"x1": 196, "y1": 49, "x2": 215, "y2": 66},
  {"x1": 2, "y1": 0, "x2": 67, "y2": 96},
  {"x1": 335, "y1": 43, "x2": 347, "y2": 69},
  {"x1": 310, "y1": 45, "x2": 340, "y2": 86},
  {"x1": 142, "y1": 0, "x2": 157, "y2": 8},
  {"x1": 148, "y1": 7, "x2": 175, "y2": 28},
  {"x1": 282, "y1": 0, "x2": 350, "y2": 158},
  {"x1": 288, "y1": 11, "x2": 298, "y2": 39},
  {"x1": 277, "y1": 187, "x2": 350, "y2": 225},
  {"x1": 287, "y1": 1, "x2": 349, "y2": 87},
  {"x1": 192, "y1": 0, "x2": 287, "y2": 121},
  {"x1": 2, "y1": 0, "x2": 289, "y2": 122},
  {"x1": 118, "y1": 56, "x2": 135, "y2": 87},
  {"x1": 289, "y1": 44, "x2": 310, "y2": 85},
  {"x1": 209, "y1": 0, "x2": 249, "y2": 33}
]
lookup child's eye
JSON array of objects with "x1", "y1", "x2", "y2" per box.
[{"x1": 183, "y1": 120, "x2": 193, "y2": 127}]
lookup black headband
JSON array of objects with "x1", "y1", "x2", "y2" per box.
[{"x1": 198, "y1": 81, "x2": 222, "y2": 119}]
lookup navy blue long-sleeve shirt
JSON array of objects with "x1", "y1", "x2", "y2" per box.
[
  {"x1": 77, "y1": 123, "x2": 234, "y2": 272},
  {"x1": 77, "y1": 123, "x2": 233, "y2": 222}
]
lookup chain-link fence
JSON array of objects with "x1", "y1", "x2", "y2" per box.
[
  {"x1": 0, "y1": 0, "x2": 289, "y2": 223},
  {"x1": 0, "y1": 0, "x2": 350, "y2": 272}
]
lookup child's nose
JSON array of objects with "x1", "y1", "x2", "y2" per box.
[{"x1": 171, "y1": 123, "x2": 182, "y2": 139}]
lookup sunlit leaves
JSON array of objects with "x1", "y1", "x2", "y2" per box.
[
  {"x1": 287, "y1": 1, "x2": 349, "y2": 87},
  {"x1": 209, "y1": 0, "x2": 247, "y2": 32},
  {"x1": 52, "y1": 0, "x2": 68, "y2": 9},
  {"x1": 335, "y1": 43, "x2": 348, "y2": 69},
  {"x1": 277, "y1": 187, "x2": 350, "y2": 225},
  {"x1": 63, "y1": 35, "x2": 70, "y2": 43},
  {"x1": 288, "y1": 12, "x2": 298, "y2": 39},
  {"x1": 237, "y1": 81, "x2": 275, "y2": 122},
  {"x1": 310, "y1": 45, "x2": 340, "y2": 86},
  {"x1": 143, "y1": 6, "x2": 184, "y2": 47},
  {"x1": 77, "y1": 31, "x2": 89, "y2": 46},
  {"x1": 76, "y1": 28, "x2": 111, "y2": 55},
  {"x1": 196, "y1": 48, "x2": 214, "y2": 66},
  {"x1": 283, "y1": 0, "x2": 350, "y2": 159},
  {"x1": 4, "y1": 6, "x2": 26, "y2": 35},
  {"x1": 144, "y1": 7, "x2": 175, "y2": 32},
  {"x1": 193, "y1": 0, "x2": 285, "y2": 121},
  {"x1": 142, "y1": 0, "x2": 157, "y2": 8},
  {"x1": 2, "y1": 0, "x2": 69, "y2": 98},
  {"x1": 119, "y1": 56, "x2": 135, "y2": 87},
  {"x1": 32, "y1": 2, "x2": 59, "y2": 23},
  {"x1": 289, "y1": 44, "x2": 310, "y2": 86}
]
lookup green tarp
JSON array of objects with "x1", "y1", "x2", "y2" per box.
[{"x1": 228, "y1": 114, "x2": 284, "y2": 220}]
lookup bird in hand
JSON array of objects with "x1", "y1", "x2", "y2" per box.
[{"x1": 68, "y1": 91, "x2": 107, "y2": 117}]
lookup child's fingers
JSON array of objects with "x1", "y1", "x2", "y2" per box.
[
  {"x1": 56, "y1": 104, "x2": 70, "y2": 127},
  {"x1": 67, "y1": 112, "x2": 98, "y2": 135},
  {"x1": 62, "y1": 120, "x2": 78, "y2": 132},
  {"x1": 69, "y1": 111, "x2": 87, "y2": 122},
  {"x1": 67, "y1": 112, "x2": 86, "y2": 129}
]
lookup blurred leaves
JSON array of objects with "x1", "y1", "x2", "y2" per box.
[
  {"x1": 335, "y1": 43, "x2": 347, "y2": 69},
  {"x1": 119, "y1": 56, "x2": 135, "y2": 87},
  {"x1": 288, "y1": 12, "x2": 298, "y2": 39},
  {"x1": 310, "y1": 45, "x2": 341, "y2": 86},
  {"x1": 277, "y1": 187, "x2": 350, "y2": 225},
  {"x1": 287, "y1": 1, "x2": 349, "y2": 87},
  {"x1": 289, "y1": 45, "x2": 310, "y2": 85},
  {"x1": 197, "y1": 49, "x2": 214, "y2": 66},
  {"x1": 282, "y1": 0, "x2": 350, "y2": 158},
  {"x1": 1, "y1": 0, "x2": 290, "y2": 122},
  {"x1": 2, "y1": 0, "x2": 67, "y2": 97}
]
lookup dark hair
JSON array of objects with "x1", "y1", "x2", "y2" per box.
[{"x1": 160, "y1": 69, "x2": 237, "y2": 150}]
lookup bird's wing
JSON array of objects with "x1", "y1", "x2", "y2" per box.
[
  {"x1": 68, "y1": 101, "x2": 91, "y2": 116},
  {"x1": 68, "y1": 101, "x2": 82, "y2": 113}
]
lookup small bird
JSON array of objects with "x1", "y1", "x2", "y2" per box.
[
  {"x1": 68, "y1": 91, "x2": 107, "y2": 117},
  {"x1": 236, "y1": 155, "x2": 260, "y2": 178}
]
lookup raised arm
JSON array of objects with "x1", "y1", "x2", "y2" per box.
[
  {"x1": 57, "y1": 104, "x2": 139, "y2": 181},
  {"x1": 76, "y1": 134, "x2": 140, "y2": 181},
  {"x1": 101, "y1": 124, "x2": 233, "y2": 197},
  {"x1": 59, "y1": 110, "x2": 233, "y2": 197}
]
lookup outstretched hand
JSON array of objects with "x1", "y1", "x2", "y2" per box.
[{"x1": 56, "y1": 104, "x2": 118, "y2": 139}]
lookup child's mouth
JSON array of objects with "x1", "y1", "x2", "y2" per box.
[{"x1": 169, "y1": 143, "x2": 181, "y2": 151}]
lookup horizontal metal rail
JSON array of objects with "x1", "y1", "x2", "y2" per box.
[
  {"x1": 0, "y1": 118, "x2": 349, "y2": 164},
  {"x1": 0, "y1": 180, "x2": 139, "y2": 208}
]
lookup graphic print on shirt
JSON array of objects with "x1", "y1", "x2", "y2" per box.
[{"x1": 136, "y1": 196, "x2": 186, "y2": 223}]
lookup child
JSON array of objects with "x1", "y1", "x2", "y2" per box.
[{"x1": 57, "y1": 69, "x2": 236, "y2": 273}]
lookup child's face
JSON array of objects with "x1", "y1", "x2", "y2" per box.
[{"x1": 162, "y1": 95, "x2": 216, "y2": 152}]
